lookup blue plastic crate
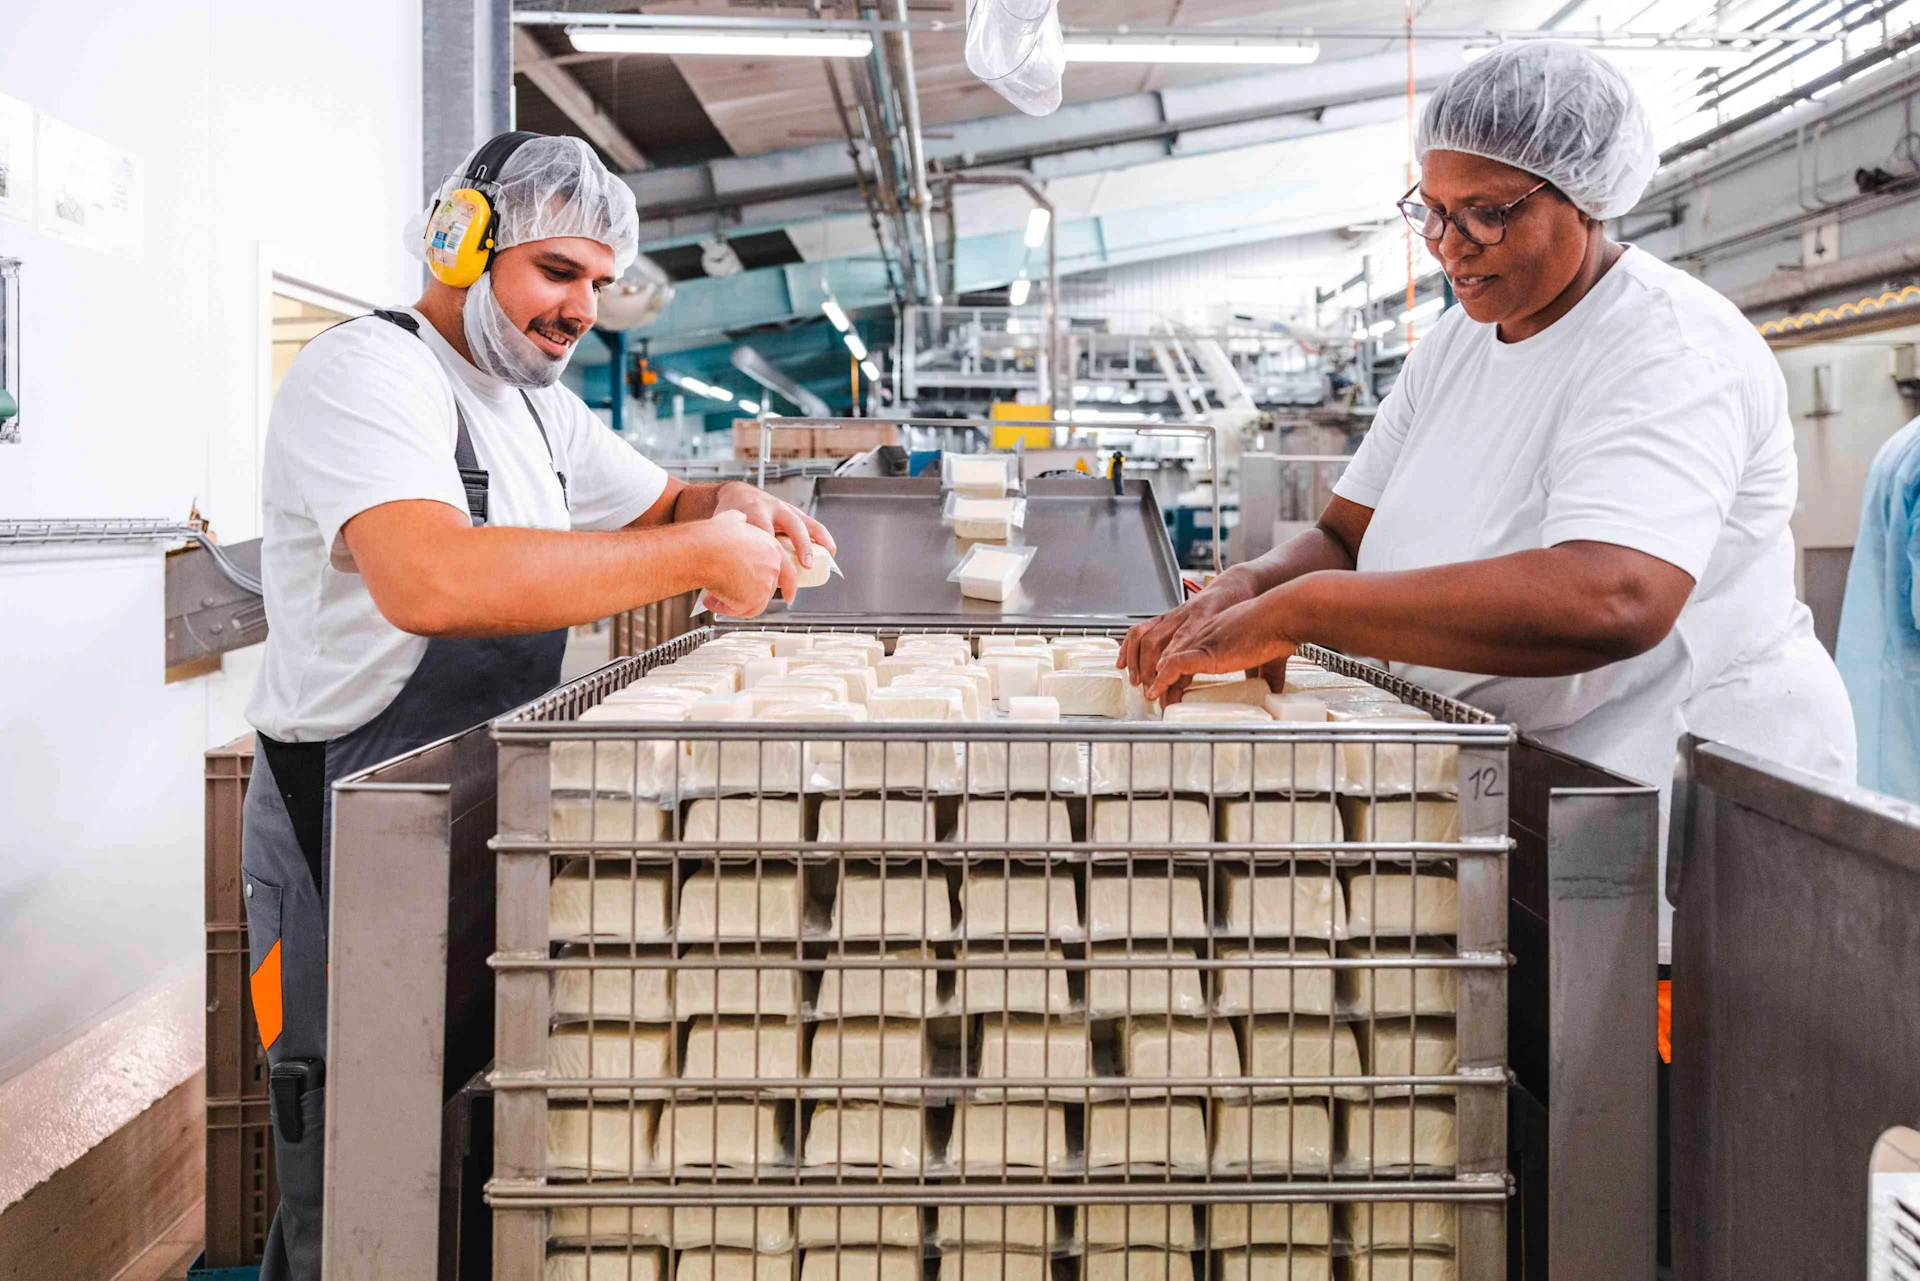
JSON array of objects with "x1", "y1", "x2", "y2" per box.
[{"x1": 187, "y1": 1254, "x2": 260, "y2": 1280}]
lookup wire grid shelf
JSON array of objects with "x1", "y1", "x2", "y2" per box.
[{"x1": 490, "y1": 626, "x2": 1514, "y2": 1281}]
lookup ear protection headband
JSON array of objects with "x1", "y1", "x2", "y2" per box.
[{"x1": 422, "y1": 131, "x2": 543, "y2": 289}]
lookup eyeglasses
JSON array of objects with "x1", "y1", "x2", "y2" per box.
[{"x1": 1397, "y1": 179, "x2": 1550, "y2": 247}]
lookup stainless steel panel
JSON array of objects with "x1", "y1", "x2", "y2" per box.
[{"x1": 1672, "y1": 741, "x2": 1920, "y2": 1281}]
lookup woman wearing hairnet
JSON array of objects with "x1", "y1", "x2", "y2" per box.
[
  {"x1": 239, "y1": 132, "x2": 834, "y2": 1281},
  {"x1": 1124, "y1": 42, "x2": 1855, "y2": 935}
]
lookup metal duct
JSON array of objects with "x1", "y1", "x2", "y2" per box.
[{"x1": 1724, "y1": 233, "x2": 1920, "y2": 312}]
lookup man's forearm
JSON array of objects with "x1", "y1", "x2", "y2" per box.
[
  {"x1": 368, "y1": 521, "x2": 716, "y2": 638},
  {"x1": 1221, "y1": 525, "x2": 1358, "y2": 598},
  {"x1": 668, "y1": 480, "x2": 730, "y2": 523}
]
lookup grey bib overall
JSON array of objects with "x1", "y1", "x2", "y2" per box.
[{"x1": 241, "y1": 310, "x2": 566, "y2": 1280}]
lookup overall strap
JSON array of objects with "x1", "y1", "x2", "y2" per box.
[
  {"x1": 369, "y1": 309, "x2": 489, "y2": 524},
  {"x1": 518, "y1": 390, "x2": 568, "y2": 504}
]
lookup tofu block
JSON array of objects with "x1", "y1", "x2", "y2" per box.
[
  {"x1": 1340, "y1": 1100, "x2": 1458, "y2": 1168},
  {"x1": 1058, "y1": 650, "x2": 1122, "y2": 671},
  {"x1": 676, "y1": 865, "x2": 807, "y2": 942},
  {"x1": 877, "y1": 656, "x2": 962, "y2": 688},
  {"x1": 960, "y1": 863, "x2": 1081, "y2": 937},
  {"x1": 745, "y1": 685, "x2": 836, "y2": 718},
  {"x1": 956, "y1": 943, "x2": 1072, "y2": 1016},
  {"x1": 689, "y1": 706, "x2": 809, "y2": 794},
  {"x1": 779, "y1": 535, "x2": 835, "y2": 589},
  {"x1": 674, "y1": 1250, "x2": 794, "y2": 1281},
  {"x1": 1218, "y1": 799, "x2": 1343, "y2": 846},
  {"x1": 1005, "y1": 695, "x2": 1058, "y2": 719},
  {"x1": 683, "y1": 797, "x2": 806, "y2": 848},
  {"x1": 1280, "y1": 668, "x2": 1377, "y2": 693},
  {"x1": 961, "y1": 699, "x2": 1086, "y2": 795},
  {"x1": 808, "y1": 634, "x2": 885, "y2": 664},
  {"x1": 1208, "y1": 1101, "x2": 1334, "y2": 1174},
  {"x1": 808, "y1": 1019, "x2": 928, "y2": 1097},
  {"x1": 798, "y1": 1248, "x2": 922, "y2": 1281},
  {"x1": 1342, "y1": 1253, "x2": 1457, "y2": 1281},
  {"x1": 761, "y1": 673, "x2": 851, "y2": 703},
  {"x1": 543, "y1": 1247, "x2": 666, "y2": 1281},
  {"x1": 723, "y1": 630, "x2": 811, "y2": 658},
  {"x1": 658, "y1": 1101, "x2": 788, "y2": 1170},
  {"x1": 1249, "y1": 711, "x2": 1341, "y2": 793},
  {"x1": 1177, "y1": 677, "x2": 1270, "y2": 706},
  {"x1": 935, "y1": 1205, "x2": 1060, "y2": 1251},
  {"x1": 801, "y1": 1102, "x2": 927, "y2": 1169},
  {"x1": 1339, "y1": 942, "x2": 1459, "y2": 1018},
  {"x1": 668, "y1": 661, "x2": 745, "y2": 691},
  {"x1": 672, "y1": 1207, "x2": 795, "y2": 1252},
  {"x1": 1214, "y1": 1247, "x2": 1334, "y2": 1281},
  {"x1": 1102, "y1": 704, "x2": 1268, "y2": 794},
  {"x1": 1090, "y1": 800, "x2": 1212, "y2": 848},
  {"x1": 552, "y1": 945, "x2": 674, "y2": 1022},
  {"x1": 1207, "y1": 1202, "x2": 1332, "y2": 1248},
  {"x1": 547, "y1": 1204, "x2": 670, "y2": 1245},
  {"x1": 1334, "y1": 708, "x2": 1459, "y2": 795},
  {"x1": 742, "y1": 656, "x2": 789, "y2": 688},
  {"x1": 807, "y1": 716, "x2": 963, "y2": 793},
  {"x1": 552, "y1": 702, "x2": 687, "y2": 795},
  {"x1": 1211, "y1": 945, "x2": 1336, "y2": 1017},
  {"x1": 1081, "y1": 1249, "x2": 1196, "y2": 1281},
  {"x1": 1085, "y1": 943, "x2": 1206, "y2": 1018},
  {"x1": 797, "y1": 1206, "x2": 923, "y2": 1249},
  {"x1": 603, "y1": 684, "x2": 703, "y2": 709},
  {"x1": 939, "y1": 1251, "x2": 1051, "y2": 1281},
  {"x1": 674, "y1": 945, "x2": 805, "y2": 1020},
  {"x1": 1085, "y1": 1100, "x2": 1210, "y2": 1170},
  {"x1": 979, "y1": 655, "x2": 1047, "y2": 703},
  {"x1": 814, "y1": 947, "x2": 941, "y2": 1019},
  {"x1": 639, "y1": 670, "x2": 735, "y2": 697},
  {"x1": 549, "y1": 1024, "x2": 674, "y2": 1096},
  {"x1": 1339, "y1": 799, "x2": 1459, "y2": 843},
  {"x1": 694, "y1": 639, "x2": 775, "y2": 660},
  {"x1": 547, "y1": 1102, "x2": 659, "y2": 1175},
  {"x1": 1083, "y1": 1204, "x2": 1197, "y2": 1249},
  {"x1": 681, "y1": 1017, "x2": 805, "y2": 1082},
  {"x1": 551, "y1": 796, "x2": 672, "y2": 845},
  {"x1": 946, "y1": 454, "x2": 1016, "y2": 494},
  {"x1": 787, "y1": 660, "x2": 879, "y2": 705},
  {"x1": 975, "y1": 1015, "x2": 1090, "y2": 1093},
  {"x1": 893, "y1": 672, "x2": 987, "y2": 721},
  {"x1": 958, "y1": 547, "x2": 1032, "y2": 601},
  {"x1": 550, "y1": 862, "x2": 673, "y2": 942},
  {"x1": 1086, "y1": 869, "x2": 1209, "y2": 941},
  {"x1": 949, "y1": 1102, "x2": 1072, "y2": 1170},
  {"x1": 1041, "y1": 670, "x2": 1127, "y2": 717},
  {"x1": 952, "y1": 496, "x2": 1017, "y2": 541},
  {"x1": 830, "y1": 866, "x2": 954, "y2": 939},
  {"x1": 1340, "y1": 1202, "x2": 1457, "y2": 1250},
  {"x1": 1344, "y1": 870, "x2": 1460, "y2": 937},
  {"x1": 1357, "y1": 1018, "x2": 1459, "y2": 1089},
  {"x1": 977, "y1": 634, "x2": 1051, "y2": 655},
  {"x1": 1217, "y1": 864, "x2": 1347, "y2": 940},
  {"x1": 1119, "y1": 1017, "x2": 1241, "y2": 1091},
  {"x1": 1244, "y1": 1018, "x2": 1364, "y2": 1099},
  {"x1": 955, "y1": 798, "x2": 1073, "y2": 852},
  {"x1": 1050, "y1": 637, "x2": 1119, "y2": 668},
  {"x1": 818, "y1": 799, "x2": 940, "y2": 853}
]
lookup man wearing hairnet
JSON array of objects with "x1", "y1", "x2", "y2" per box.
[
  {"x1": 1125, "y1": 42, "x2": 1853, "y2": 938},
  {"x1": 239, "y1": 132, "x2": 833, "y2": 1281}
]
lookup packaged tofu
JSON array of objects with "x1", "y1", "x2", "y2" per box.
[
  {"x1": 657, "y1": 1100, "x2": 789, "y2": 1170},
  {"x1": 944, "y1": 493, "x2": 1028, "y2": 541},
  {"x1": 960, "y1": 696, "x2": 1089, "y2": 795},
  {"x1": 829, "y1": 864, "x2": 955, "y2": 940},
  {"x1": 1082, "y1": 1203, "x2": 1198, "y2": 1249},
  {"x1": 1208, "y1": 1101, "x2": 1334, "y2": 1175},
  {"x1": 1092, "y1": 704, "x2": 1268, "y2": 794},
  {"x1": 1217, "y1": 863, "x2": 1347, "y2": 941},
  {"x1": 547, "y1": 1101, "x2": 660, "y2": 1176},
  {"x1": 675, "y1": 861, "x2": 807, "y2": 942},
  {"x1": 952, "y1": 545, "x2": 1037, "y2": 603},
  {"x1": 1084, "y1": 943, "x2": 1206, "y2": 1018},
  {"x1": 1214, "y1": 1247, "x2": 1334, "y2": 1281},
  {"x1": 959, "y1": 861, "x2": 1081, "y2": 938},
  {"x1": 798, "y1": 1247, "x2": 923, "y2": 1281},
  {"x1": 1208, "y1": 1201, "x2": 1333, "y2": 1248},
  {"x1": 935, "y1": 1205, "x2": 1062, "y2": 1251},
  {"x1": 674, "y1": 944, "x2": 805, "y2": 1020},
  {"x1": 1340, "y1": 1202, "x2": 1457, "y2": 1250},
  {"x1": 1344, "y1": 868, "x2": 1460, "y2": 937},
  {"x1": 1212, "y1": 944, "x2": 1336, "y2": 1017},
  {"x1": 814, "y1": 946, "x2": 942, "y2": 1020},
  {"x1": 551, "y1": 701, "x2": 688, "y2": 797},
  {"x1": 1084, "y1": 1100, "x2": 1210, "y2": 1171},
  {"x1": 680, "y1": 1017, "x2": 806, "y2": 1084},
  {"x1": 1337, "y1": 941, "x2": 1460, "y2": 1019},
  {"x1": 942, "y1": 452, "x2": 1019, "y2": 496},
  {"x1": 1243, "y1": 1018, "x2": 1365, "y2": 1099},
  {"x1": 674, "y1": 1249, "x2": 795, "y2": 1281},
  {"x1": 948, "y1": 1102, "x2": 1073, "y2": 1171},
  {"x1": 1331, "y1": 705, "x2": 1460, "y2": 796},
  {"x1": 1118, "y1": 1016, "x2": 1242, "y2": 1093},
  {"x1": 547, "y1": 1203, "x2": 671, "y2": 1246},
  {"x1": 671, "y1": 1206, "x2": 795, "y2": 1252},
  {"x1": 955, "y1": 942, "x2": 1074, "y2": 1017},
  {"x1": 817, "y1": 799, "x2": 941, "y2": 857},
  {"x1": 543, "y1": 1246, "x2": 667, "y2": 1281},
  {"x1": 1039, "y1": 669, "x2": 1126, "y2": 717},
  {"x1": 797, "y1": 1206, "x2": 923, "y2": 1249},
  {"x1": 938, "y1": 1251, "x2": 1051, "y2": 1281},
  {"x1": 550, "y1": 795, "x2": 671, "y2": 845},
  {"x1": 806, "y1": 1018, "x2": 929, "y2": 1099},
  {"x1": 549, "y1": 862, "x2": 673, "y2": 943},
  {"x1": 551, "y1": 944, "x2": 675, "y2": 1022},
  {"x1": 548, "y1": 1023, "x2": 674, "y2": 1098},
  {"x1": 1339, "y1": 1099, "x2": 1458, "y2": 1169},
  {"x1": 1338, "y1": 798, "x2": 1460, "y2": 843},
  {"x1": 1086, "y1": 867, "x2": 1209, "y2": 941},
  {"x1": 1081, "y1": 1249, "x2": 1197, "y2": 1281},
  {"x1": 1342, "y1": 1251, "x2": 1457, "y2": 1281},
  {"x1": 800, "y1": 1102, "x2": 927, "y2": 1169},
  {"x1": 1355, "y1": 1018, "x2": 1458, "y2": 1093},
  {"x1": 973, "y1": 1014, "x2": 1090, "y2": 1097}
]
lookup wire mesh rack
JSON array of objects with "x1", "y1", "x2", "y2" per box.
[{"x1": 490, "y1": 626, "x2": 1514, "y2": 1281}]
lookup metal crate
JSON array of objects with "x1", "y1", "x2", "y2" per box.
[{"x1": 490, "y1": 627, "x2": 1514, "y2": 1281}]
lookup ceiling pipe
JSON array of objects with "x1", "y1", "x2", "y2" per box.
[
  {"x1": 892, "y1": 0, "x2": 944, "y2": 307},
  {"x1": 1723, "y1": 233, "x2": 1920, "y2": 312},
  {"x1": 948, "y1": 172, "x2": 1061, "y2": 409}
]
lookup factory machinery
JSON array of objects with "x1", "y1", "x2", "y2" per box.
[{"x1": 305, "y1": 452, "x2": 1919, "y2": 1281}]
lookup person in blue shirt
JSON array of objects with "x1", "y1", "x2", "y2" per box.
[{"x1": 1836, "y1": 414, "x2": 1920, "y2": 799}]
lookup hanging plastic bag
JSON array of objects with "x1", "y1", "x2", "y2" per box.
[{"x1": 965, "y1": 0, "x2": 1065, "y2": 117}]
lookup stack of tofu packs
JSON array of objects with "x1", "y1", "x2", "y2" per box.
[{"x1": 542, "y1": 632, "x2": 1467, "y2": 1281}]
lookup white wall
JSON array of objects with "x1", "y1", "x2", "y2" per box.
[
  {"x1": 1776, "y1": 322, "x2": 1920, "y2": 551},
  {"x1": 1058, "y1": 232, "x2": 1360, "y2": 334},
  {"x1": 0, "y1": 1, "x2": 422, "y2": 1094}
]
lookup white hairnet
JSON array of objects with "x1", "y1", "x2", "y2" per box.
[
  {"x1": 1416, "y1": 41, "x2": 1657, "y2": 221},
  {"x1": 407, "y1": 134, "x2": 641, "y2": 276}
]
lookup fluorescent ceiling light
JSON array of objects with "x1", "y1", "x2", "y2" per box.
[
  {"x1": 708, "y1": 385, "x2": 734, "y2": 403},
  {"x1": 821, "y1": 298, "x2": 851, "y2": 332},
  {"x1": 1024, "y1": 208, "x2": 1051, "y2": 249},
  {"x1": 1399, "y1": 297, "x2": 1443, "y2": 324},
  {"x1": 677, "y1": 375, "x2": 713, "y2": 396},
  {"x1": 1064, "y1": 39, "x2": 1318, "y2": 65},
  {"x1": 567, "y1": 28, "x2": 873, "y2": 58},
  {"x1": 739, "y1": 399, "x2": 762, "y2": 414},
  {"x1": 843, "y1": 331, "x2": 869, "y2": 361},
  {"x1": 1366, "y1": 318, "x2": 1396, "y2": 337},
  {"x1": 1008, "y1": 276, "x2": 1031, "y2": 307},
  {"x1": 860, "y1": 359, "x2": 880, "y2": 380}
]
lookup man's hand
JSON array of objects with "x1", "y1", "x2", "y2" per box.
[
  {"x1": 698, "y1": 510, "x2": 793, "y2": 618},
  {"x1": 1149, "y1": 583, "x2": 1304, "y2": 701},
  {"x1": 713, "y1": 481, "x2": 836, "y2": 570},
  {"x1": 1119, "y1": 571, "x2": 1259, "y2": 699}
]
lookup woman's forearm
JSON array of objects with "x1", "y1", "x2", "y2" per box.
[
  {"x1": 1225, "y1": 524, "x2": 1358, "y2": 597},
  {"x1": 1277, "y1": 544, "x2": 1691, "y2": 677}
]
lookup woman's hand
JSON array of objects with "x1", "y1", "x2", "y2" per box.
[
  {"x1": 713, "y1": 481, "x2": 836, "y2": 569},
  {"x1": 1119, "y1": 572, "x2": 1258, "y2": 696},
  {"x1": 1148, "y1": 583, "x2": 1305, "y2": 700}
]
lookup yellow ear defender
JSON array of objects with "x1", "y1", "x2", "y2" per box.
[{"x1": 423, "y1": 131, "x2": 543, "y2": 289}]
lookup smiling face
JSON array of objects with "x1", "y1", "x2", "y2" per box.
[
  {"x1": 1418, "y1": 150, "x2": 1597, "y2": 334},
  {"x1": 485, "y1": 236, "x2": 616, "y2": 359}
]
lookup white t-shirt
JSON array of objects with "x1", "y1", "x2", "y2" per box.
[
  {"x1": 248, "y1": 308, "x2": 669, "y2": 742},
  {"x1": 1332, "y1": 247, "x2": 1820, "y2": 792}
]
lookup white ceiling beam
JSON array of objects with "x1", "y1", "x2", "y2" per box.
[{"x1": 512, "y1": 27, "x2": 649, "y2": 173}]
